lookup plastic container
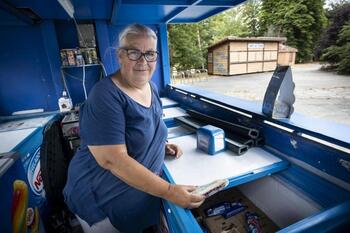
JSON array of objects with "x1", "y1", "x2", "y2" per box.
[
  {"x1": 58, "y1": 91, "x2": 73, "y2": 112},
  {"x1": 197, "y1": 125, "x2": 225, "y2": 155}
]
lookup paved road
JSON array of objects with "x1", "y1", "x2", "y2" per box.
[{"x1": 174, "y1": 63, "x2": 350, "y2": 125}]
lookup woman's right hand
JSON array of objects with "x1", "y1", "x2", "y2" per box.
[{"x1": 164, "y1": 184, "x2": 205, "y2": 209}]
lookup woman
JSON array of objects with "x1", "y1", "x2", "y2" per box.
[{"x1": 63, "y1": 24, "x2": 205, "y2": 233}]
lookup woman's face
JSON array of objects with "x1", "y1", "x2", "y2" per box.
[{"x1": 118, "y1": 35, "x2": 157, "y2": 88}]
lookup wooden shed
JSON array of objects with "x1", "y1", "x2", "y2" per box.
[
  {"x1": 278, "y1": 44, "x2": 298, "y2": 66},
  {"x1": 207, "y1": 37, "x2": 287, "y2": 75}
]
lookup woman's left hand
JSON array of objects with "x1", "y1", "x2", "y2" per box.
[{"x1": 165, "y1": 144, "x2": 183, "y2": 158}]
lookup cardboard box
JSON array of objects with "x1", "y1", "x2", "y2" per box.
[{"x1": 193, "y1": 188, "x2": 279, "y2": 233}]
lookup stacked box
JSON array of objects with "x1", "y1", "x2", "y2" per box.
[{"x1": 193, "y1": 188, "x2": 279, "y2": 233}]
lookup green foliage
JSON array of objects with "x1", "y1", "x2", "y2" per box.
[
  {"x1": 168, "y1": 24, "x2": 205, "y2": 70},
  {"x1": 242, "y1": 0, "x2": 262, "y2": 36},
  {"x1": 315, "y1": 2, "x2": 350, "y2": 58},
  {"x1": 321, "y1": 21, "x2": 350, "y2": 74},
  {"x1": 168, "y1": 7, "x2": 248, "y2": 69},
  {"x1": 260, "y1": 0, "x2": 327, "y2": 63},
  {"x1": 168, "y1": 0, "x2": 328, "y2": 69}
]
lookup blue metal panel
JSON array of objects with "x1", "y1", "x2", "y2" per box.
[
  {"x1": 54, "y1": 20, "x2": 80, "y2": 49},
  {"x1": 40, "y1": 20, "x2": 63, "y2": 102},
  {"x1": 162, "y1": 166, "x2": 205, "y2": 233},
  {"x1": 284, "y1": 112, "x2": 350, "y2": 147},
  {"x1": 169, "y1": 85, "x2": 262, "y2": 115},
  {"x1": 194, "y1": 6, "x2": 232, "y2": 22},
  {"x1": 262, "y1": 125, "x2": 350, "y2": 189},
  {"x1": 120, "y1": 0, "x2": 191, "y2": 5},
  {"x1": 162, "y1": 199, "x2": 203, "y2": 233},
  {"x1": 2, "y1": 0, "x2": 247, "y2": 23},
  {"x1": 110, "y1": 0, "x2": 121, "y2": 24},
  {"x1": 0, "y1": 1, "x2": 35, "y2": 25},
  {"x1": 62, "y1": 65, "x2": 103, "y2": 103},
  {"x1": 166, "y1": 86, "x2": 261, "y2": 130},
  {"x1": 163, "y1": 6, "x2": 188, "y2": 23},
  {"x1": 95, "y1": 20, "x2": 116, "y2": 75},
  {"x1": 225, "y1": 160, "x2": 289, "y2": 189},
  {"x1": 277, "y1": 201, "x2": 350, "y2": 233},
  {"x1": 158, "y1": 24, "x2": 171, "y2": 91},
  {"x1": 112, "y1": 5, "x2": 175, "y2": 24},
  {"x1": 11, "y1": 0, "x2": 70, "y2": 19},
  {"x1": 87, "y1": 0, "x2": 114, "y2": 20},
  {"x1": 170, "y1": 5, "x2": 226, "y2": 21},
  {"x1": 274, "y1": 164, "x2": 350, "y2": 209},
  {"x1": 164, "y1": 119, "x2": 181, "y2": 128},
  {"x1": 167, "y1": 85, "x2": 350, "y2": 147},
  {"x1": 199, "y1": 0, "x2": 246, "y2": 6},
  {"x1": 0, "y1": 23, "x2": 59, "y2": 115},
  {"x1": 11, "y1": 0, "x2": 113, "y2": 20}
]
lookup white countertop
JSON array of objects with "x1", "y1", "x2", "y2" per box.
[
  {"x1": 161, "y1": 97, "x2": 179, "y2": 108},
  {"x1": 163, "y1": 107, "x2": 188, "y2": 120},
  {"x1": 165, "y1": 134, "x2": 282, "y2": 186}
]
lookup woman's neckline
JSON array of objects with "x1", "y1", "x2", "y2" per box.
[{"x1": 109, "y1": 73, "x2": 154, "y2": 109}]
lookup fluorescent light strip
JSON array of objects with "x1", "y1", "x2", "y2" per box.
[
  {"x1": 199, "y1": 98, "x2": 252, "y2": 118},
  {"x1": 58, "y1": 0, "x2": 75, "y2": 18},
  {"x1": 190, "y1": 94, "x2": 196, "y2": 98},
  {"x1": 299, "y1": 133, "x2": 350, "y2": 154},
  {"x1": 264, "y1": 120, "x2": 294, "y2": 133}
]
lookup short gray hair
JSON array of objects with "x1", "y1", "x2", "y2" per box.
[{"x1": 119, "y1": 24, "x2": 157, "y2": 48}]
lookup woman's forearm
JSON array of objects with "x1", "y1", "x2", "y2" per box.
[
  {"x1": 89, "y1": 145, "x2": 170, "y2": 199},
  {"x1": 109, "y1": 152, "x2": 170, "y2": 197}
]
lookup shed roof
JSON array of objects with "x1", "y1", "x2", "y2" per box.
[
  {"x1": 208, "y1": 36, "x2": 287, "y2": 49},
  {"x1": 279, "y1": 44, "x2": 298, "y2": 52}
]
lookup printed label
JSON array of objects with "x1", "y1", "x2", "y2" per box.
[
  {"x1": 27, "y1": 147, "x2": 44, "y2": 196},
  {"x1": 248, "y1": 43, "x2": 264, "y2": 49},
  {"x1": 214, "y1": 134, "x2": 225, "y2": 151}
]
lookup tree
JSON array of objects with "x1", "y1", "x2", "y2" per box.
[
  {"x1": 260, "y1": 0, "x2": 327, "y2": 63},
  {"x1": 168, "y1": 24, "x2": 205, "y2": 70},
  {"x1": 242, "y1": 0, "x2": 262, "y2": 37},
  {"x1": 321, "y1": 20, "x2": 350, "y2": 74},
  {"x1": 315, "y1": 2, "x2": 350, "y2": 59},
  {"x1": 168, "y1": 7, "x2": 248, "y2": 70}
]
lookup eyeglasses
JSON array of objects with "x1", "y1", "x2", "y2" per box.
[{"x1": 119, "y1": 48, "x2": 158, "y2": 62}]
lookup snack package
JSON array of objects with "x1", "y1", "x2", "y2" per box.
[{"x1": 193, "y1": 179, "x2": 229, "y2": 198}]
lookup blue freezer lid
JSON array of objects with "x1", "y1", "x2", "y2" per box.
[{"x1": 0, "y1": 114, "x2": 57, "y2": 154}]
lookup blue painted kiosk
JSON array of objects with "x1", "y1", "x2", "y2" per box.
[{"x1": 0, "y1": 1, "x2": 349, "y2": 233}]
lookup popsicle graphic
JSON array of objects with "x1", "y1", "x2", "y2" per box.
[
  {"x1": 11, "y1": 180, "x2": 29, "y2": 233},
  {"x1": 29, "y1": 207, "x2": 40, "y2": 233}
]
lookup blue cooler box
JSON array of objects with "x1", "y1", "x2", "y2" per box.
[{"x1": 0, "y1": 114, "x2": 58, "y2": 233}]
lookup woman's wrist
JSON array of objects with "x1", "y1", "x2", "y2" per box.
[{"x1": 162, "y1": 183, "x2": 173, "y2": 200}]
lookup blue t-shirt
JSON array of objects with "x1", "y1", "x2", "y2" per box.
[{"x1": 63, "y1": 75, "x2": 168, "y2": 233}]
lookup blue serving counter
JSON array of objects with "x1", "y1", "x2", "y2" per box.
[{"x1": 160, "y1": 87, "x2": 350, "y2": 232}]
